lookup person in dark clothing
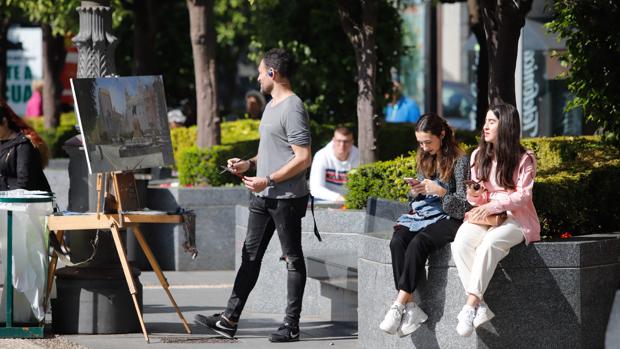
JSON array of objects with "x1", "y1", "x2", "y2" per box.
[
  {"x1": 0, "y1": 100, "x2": 51, "y2": 193},
  {"x1": 194, "y1": 48, "x2": 312, "y2": 343},
  {"x1": 379, "y1": 113, "x2": 471, "y2": 337}
]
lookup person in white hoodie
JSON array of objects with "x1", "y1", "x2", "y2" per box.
[{"x1": 309, "y1": 126, "x2": 359, "y2": 202}]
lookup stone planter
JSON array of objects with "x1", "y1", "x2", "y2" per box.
[
  {"x1": 358, "y1": 231, "x2": 620, "y2": 349},
  {"x1": 132, "y1": 186, "x2": 250, "y2": 270}
]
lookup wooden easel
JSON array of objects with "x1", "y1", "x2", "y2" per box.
[{"x1": 45, "y1": 172, "x2": 191, "y2": 342}]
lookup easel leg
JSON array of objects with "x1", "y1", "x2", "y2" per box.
[
  {"x1": 44, "y1": 230, "x2": 64, "y2": 313},
  {"x1": 110, "y1": 225, "x2": 149, "y2": 343},
  {"x1": 132, "y1": 225, "x2": 191, "y2": 334}
]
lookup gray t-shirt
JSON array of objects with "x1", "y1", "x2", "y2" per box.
[{"x1": 256, "y1": 94, "x2": 311, "y2": 199}]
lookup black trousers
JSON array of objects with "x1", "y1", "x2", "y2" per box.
[
  {"x1": 390, "y1": 218, "x2": 462, "y2": 293},
  {"x1": 224, "y1": 194, "x2": 308, "y2": 325}
]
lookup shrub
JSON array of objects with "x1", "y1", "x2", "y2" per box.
[
  {"x1": 171, "y1": 119, "x2": 261, "y2": 170},
  {"x1": 178, "y1": 140, "x2": 260, "y2": 186},
  {"x1": 345, "y1": 154, "x2": 418, "y2": 209},
  {"x1": 170, "y1": 126, "x2": 197, "y2": 167},
  {"x1": 26, "y1": 113, "x2": 79, "y2": 158},
  {"x1": 346, "y1": 136, "x2": 620, "y2": 236}
]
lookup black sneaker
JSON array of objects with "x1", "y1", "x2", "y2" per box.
[
  {"x1": 194, "y1": 313, "x2": 237, "y2": 339},
  {"x1": 269, "y1": 323, "x2": 300, "y2": 342}
]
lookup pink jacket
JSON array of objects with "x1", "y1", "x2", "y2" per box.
[{"x1": 467, "y1": 148, "x2": 541, "y2": 244}]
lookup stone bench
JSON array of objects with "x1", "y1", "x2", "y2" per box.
[
  {"x1": 136, "y1": 186, "x2": 250, "y2": 270},
  {"x1": 305, "y1": 250, "x2": 358, "y2": 293},
  {"x1": 358, "y1": 198, "x2": 620, "y2": 349},
  {"x1": 235, "y1": 204, "x2": 365, "y2": 322}
]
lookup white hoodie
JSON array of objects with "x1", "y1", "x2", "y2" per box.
[{"x1": 309, "y1": 141, "x2": 360, "y2": 201}]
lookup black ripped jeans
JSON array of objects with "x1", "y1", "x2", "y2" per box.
[{"x1": 223, "y1": 194, "x2": 308, "y2": 325}]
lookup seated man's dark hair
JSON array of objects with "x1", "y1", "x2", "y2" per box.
[{"x1": 263, "y1": 48, "x2": 297, "y2": 79}]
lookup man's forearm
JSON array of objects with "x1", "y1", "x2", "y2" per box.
[{"x1": 269, "y1": 155, "x2": 311, "y2": 183}]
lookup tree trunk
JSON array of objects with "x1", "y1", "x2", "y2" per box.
[
  {"x1": 187, "y1": 0, "x2": 220, "y2": 148},
  {"x1": 480, "y1": 0, "x2": 531, "y2": 107},
  {"x1": 338, "y1": 0, "x2": 378, "y2": 165},
  {"x1": 0, "y1": 17, "x2": 9, "y2": 101},
  {"x1": 42, "y1": 24, "x2": 66, "y2": 129},
  {"x1": 132, "y1": 0, "x2": 157, "y2": 75},
  {"x1": 469, "y1": 4, "x2": 489, "y2": 129}
]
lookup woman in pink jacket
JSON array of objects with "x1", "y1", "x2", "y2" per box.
[{"x1": 451, "y1": 103, "x2": 540, "y2": 337}]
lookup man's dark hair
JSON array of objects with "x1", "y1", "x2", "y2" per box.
[
  {"x1": 334, "y1": 125, "x2": 354, "y2": 138},
  {"x1": 263, "y1": 48, "x2": 297, "y2": 78}
]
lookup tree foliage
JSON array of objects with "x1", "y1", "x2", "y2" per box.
[
  {"x1": 244, "y1": 0, "x2": 403, "y2": 125},
  {"x1": 6, "y1": 0, "x2": 129, "y2": 35},
  {"x1": 547, "y1": 0, "x2": 620, "y2": 145}
]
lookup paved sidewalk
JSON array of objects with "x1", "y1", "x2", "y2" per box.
[{"x1": 1, "y1": 271, "x2": 358, "y2": 349}]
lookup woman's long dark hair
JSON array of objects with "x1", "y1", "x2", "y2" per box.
[
  {"x1": 474, "y1": 103, "x2": 525, "y2": 189},
  {"x1": 0, "y1": 99, "x2": 49, "y2": 167},
  {"x1": 415, "y1": 113, "x2": 464, "y2": 182}
]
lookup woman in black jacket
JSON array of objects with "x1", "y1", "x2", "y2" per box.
[{"x1": 0, "y1": 100, "x2": 51, "y2": 192}]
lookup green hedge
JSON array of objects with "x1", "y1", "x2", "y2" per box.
[
  {"x1": 26, "y1": 113, "x2": 79, "y2": 158},
  {"x1": 178, "y1": 140, "x2": 259, "y2": 186},
  {"x1": 346, "y1": 136, "x2": 620, "y2": 236}
]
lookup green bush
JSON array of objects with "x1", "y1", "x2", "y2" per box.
[
  {"x1": 175, "y1": 119, "x2": 479, "y2": 187},
  {"x1": 171, "y1": 119, "x2": 261, "y2": 169},
  {"x1": 346, "y1": 136, "x2": 620, "y2": 236},
  {"x1": 178, "y1": 140, "x2": 259, "y2": 186},
  {"x1": 345, "y1": 154, "x2": 418, "y2": 209},
  {"x1": 26, "y1": 113, "x2": 79, "y2": 158}
]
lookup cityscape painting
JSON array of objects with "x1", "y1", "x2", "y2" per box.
[{"x1": 71, "y1": 76, "x2": 175, "y2": 173}]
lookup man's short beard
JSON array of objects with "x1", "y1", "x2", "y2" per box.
[{"x1": 260, "y1": 84, "x2": 273, "y2": 95}]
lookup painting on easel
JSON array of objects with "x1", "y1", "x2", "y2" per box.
[{"x1": 70, "y1": 75, "x2": 175, "y2": 174}]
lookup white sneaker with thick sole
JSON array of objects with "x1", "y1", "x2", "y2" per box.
[
  {"x1": 397, "y1": 302, "x2": 428, "y2": 337},
  {"x1": 473, "y1": 302, "x2": 495, "y2": 328},
  {"x1": 379, "y1": 303, "x2": 405, "y2": 335},
  {"x1": 456, "y1": 305, "x2": 476, "y2": 337}
]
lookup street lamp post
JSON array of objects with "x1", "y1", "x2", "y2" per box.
[{"x1": 53, "y1": 0, "x2": 143, "y2": 334}]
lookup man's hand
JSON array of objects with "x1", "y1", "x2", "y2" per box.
[
  {"x1": 242, "y1": 176, "x2": 268, "y2": 193},
  {"x1": 227, "y1": 157, "x2": 251, "y2": 174}
]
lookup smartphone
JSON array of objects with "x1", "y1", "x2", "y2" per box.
[
  {"x1": 403, "y1": 177, "x2": 421, "y2": 186},
  {"x1": 463, "y1": 180, "x2": 481, "y2": 190}
]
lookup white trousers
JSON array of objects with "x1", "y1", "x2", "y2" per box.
[{"x1": 451, "y1": 218, "x2": 524, "y2": 299}]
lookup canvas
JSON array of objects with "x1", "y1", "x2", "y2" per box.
[{"x1": 70, "y1": 76, "x2": 175, "y2": 173}]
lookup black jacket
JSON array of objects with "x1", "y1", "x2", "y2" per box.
[{"x1": 0, "y1": 133, "x2": 51, "y2": 192}]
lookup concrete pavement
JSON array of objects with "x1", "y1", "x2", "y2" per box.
[{"x1": 1, "y1": 271, "x2": 358, "y2": 349}]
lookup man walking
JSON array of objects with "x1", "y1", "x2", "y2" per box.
[{"x1": 194, "y1": 48, "x2": 312, "y2": 343}]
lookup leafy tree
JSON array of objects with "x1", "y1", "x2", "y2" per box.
[
  {"x1": 5, "y1": 0, "x2": 128, "y2": 127},
  {"x1": 547, "y1": 0, "x2": 620, "y2": 145},
  {"x1": 245, "y1": 0, "x2": 402, "y2": 128}
]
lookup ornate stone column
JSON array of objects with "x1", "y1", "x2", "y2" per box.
[{"x1": 73, "y1": 0, "x2": 118, "y2": 78}]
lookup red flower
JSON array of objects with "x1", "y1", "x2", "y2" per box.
[{"x1": 560, "y1": 232, "x2": 572, "y2": 239}]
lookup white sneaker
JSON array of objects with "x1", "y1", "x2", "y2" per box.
[
  {"x1": 379, "y1": 303, "x2": 405, "y2": 334},
  {"x1": 456, "y1": 305, "x2": 476, "y2": 337},
  {"x1": 397, "y1": 302, "x2": 428, "y2": 337},
  {"x1": 473, "y1": 302, "x2": 495, "y2": 328}
]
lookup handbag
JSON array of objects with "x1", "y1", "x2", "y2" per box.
[{"x1": 467, "y1": 211, "x2": 508, "y2": 227}]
